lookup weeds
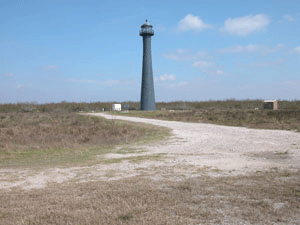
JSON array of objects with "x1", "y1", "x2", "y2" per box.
[
  {"x1": 118, "y1": 212, "x2": 133, "y2": 221},
  {"x1": 274, "y1": 151, "x2": 289, "y2": 155},
  {"x1": 103, "y1": 154, "x2": 165, "y2": 164},
  {"x1": 119, "y1": 108, "x2": 300, "y2": 132},
  {"x1": 0, "y1": 170, "x2": 299, "y2": 224},
  {"x1": 1, "y1": 100, "x2": 299, "y2": 132},
  {"x1": 1, "y1": 99, "x2": 299, "y2": 113},
  {"x1": 0, "y1": 112, "x2": 170, "y2": 168}
]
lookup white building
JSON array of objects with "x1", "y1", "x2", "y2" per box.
[
  {"x1": 112, "y1": 104, "x2": 121, "y2": 111},
  {"x1": 263, "y1": 100, "x2": 278, "y2": 110}
]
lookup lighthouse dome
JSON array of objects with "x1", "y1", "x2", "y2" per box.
[{"x1": 141, "y1": 20, "x2": 152, "y2": 28}]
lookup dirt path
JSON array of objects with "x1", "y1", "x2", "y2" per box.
[{"x1": 1, "y1": 112, "x2": 300, "y2": 191}]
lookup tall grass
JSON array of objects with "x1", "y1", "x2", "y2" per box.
[
  {"x1": 1, "y1": 99, "x2": 299, "y2": 113},
  {"x1": 0, "y1": 112, "x2": 169, "y2": 168}
]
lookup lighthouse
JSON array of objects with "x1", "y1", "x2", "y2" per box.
[{"x1": 139, "y1": 20, "x2": 156, "y2": 111}]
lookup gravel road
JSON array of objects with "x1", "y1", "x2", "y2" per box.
[
  {"x1": 1, "y1": 112, "x2": 299, "y2": 190},
  {"x1": 93, "y1": 112, "x2": 300, "y2": 175}
]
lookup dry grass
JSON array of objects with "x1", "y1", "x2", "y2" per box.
[
  {"x1": 0, "y1": 169, "x2": 299, "y2": 224},
  {"x1": 0, "y1": 112, "x2": 170, "y2": 168},
  {"x1": 1, "y1": 100, "x2": 299, "y2": 132},
  {"x1": 1, "y1": 101, "x2": 299, "y2": 224},
  {"x1": 1, "y1": 99, "x2": 299, "y2": 113},
  {"x1": 116, "y1": 108, "x2": 300, "y2": 132}
]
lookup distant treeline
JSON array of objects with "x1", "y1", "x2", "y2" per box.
[{"x1": 0, "y1": 99, "x2": 299, "y2": 113}]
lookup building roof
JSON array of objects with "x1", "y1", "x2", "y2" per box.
[{"x1": 263, "y1": 100, "x2": 278, "y2": 102}]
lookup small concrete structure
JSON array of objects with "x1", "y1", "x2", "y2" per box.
[
  {"x1": 112, "y1": 104, "x2": 121, "y2": 112},
  {"x1": 263, "y1": 100, "x2": 278, "y2": 110}
]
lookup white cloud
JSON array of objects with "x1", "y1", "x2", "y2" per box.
[
  {"x1": 40, "y1": 65, "x2": 57, "y2": 70},
  {"x1": 155, "y1": 24, "x2": 167, "y2": 32},
  {"x1": 251, "y1": 58, "x2": 286, "y2": 67},
  {"x1": 178, "y1": 14, "x2": 213, "y2": 32},
  {"x1": 215, "y1": 70, "x2": 224, "y2": 75},
  {"x1": 165, "y1": 81, "x2": 189, "y2": 89},
  {"x1": 67, "y1": 78, "x2": 95, "y2": 84},
  {"x1": 238, "y1": 84, "x2": 258, "y2": 90},
  {"x1": 218, "y1": 44, "x2": 284, "y2": 55},
  {"x1": 46, "y1": 65, "x2": 57, "y2": 69},
  {"x1": 176, "y1": 48, "x2": 190, "y2": 54},
  {"x1": 118, "y1": 79, "x2": 137, "y2": 86},
  {"x1": 282, "y1": 80, "x2": 300, "y2": 86},
  {"x1": 162, "y1": 49, "x2": 194, "y2": 61},
  {"x1": 263, "y1": 44, "x2": 285, "y2": 55},
  {"x1": 105, "y1": 80, "x2": 119, "y2": 87},
  {"x1": 283, "y1": 14, "x2": 295, "y2": 22},
  {"x1": 221, "y1": 14, "x2": 270, "y2": 36},
  {"x1": 294, "y1": 46, "x2": 300, "y2": 54},
  {"x1": 192, "y1": 61, "x2": 215, "y2": 68},
  {"x1": 195, "y1": 51, "x2": 211, "y2": 59},
  {"x1": 162, "y1": 49, "x2": 211, "y2": 61},
  {"x1": 218, "y1": 45, "x2": 260, "y2": 54},
  {"x1": 192, "y1": 61, "x2": 226, "y2": 76},
  {"x1": 66, "y1": 78, "x2": 136, "y2": 87},
  {"x1": 163, "y1": 49, "x2": 225, "y2": 77},
  {"x1": 239, "y1": 58, "x2": 286, "y2": 67},
  {"x1": 16, "y1": 84, "x2": 26, "y2": 90},
  {"x1": 155, "y1": 73, "x2": 176, "y2": 82},
  {"x1": 3, "y1": 72, "x2": 15, "y2": 77}
]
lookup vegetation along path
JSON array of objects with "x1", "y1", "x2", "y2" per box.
[
  {"x1": 1, "y1": 112, "x2": 300, "y2": 224},
  {"x1": 1, "y1": 111, "x2": 300, "y2": 192}
]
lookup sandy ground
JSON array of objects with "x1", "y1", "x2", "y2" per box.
[{"x1": 1, "y1": 112, "x2": 300, "y2": 191}]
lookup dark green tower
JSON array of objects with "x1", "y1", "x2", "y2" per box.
[{"x1": 139, "y1": 20, "x2": 156, "y2": 111}]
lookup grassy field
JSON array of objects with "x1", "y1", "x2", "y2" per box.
[
  {"x1": 112, "y1": 107, "x2": 300, "y2": 132},
  {"x1": 1, "y1": 99, "x2": 299, "y2": 113},
  {"x1": 0, "y1": 112, "x2": 170, "y2": 168},
  {"x1": 1, "y1": 169, "x2": 299, "y2": 224},
  {"x1": 3, "y1": 99, "x2": 297, "y2": 132},
  {"x1": 0, "y1": 100, "x2": 299, "y2": 224}
]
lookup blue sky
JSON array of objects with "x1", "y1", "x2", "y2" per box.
[{"x1": 1, "y1": 0, "x2": 299, "y2": 103}]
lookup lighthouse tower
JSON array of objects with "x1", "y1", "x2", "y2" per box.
[{"x1": 139, "y1": 20, "x2": 156, "y2": 111}]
